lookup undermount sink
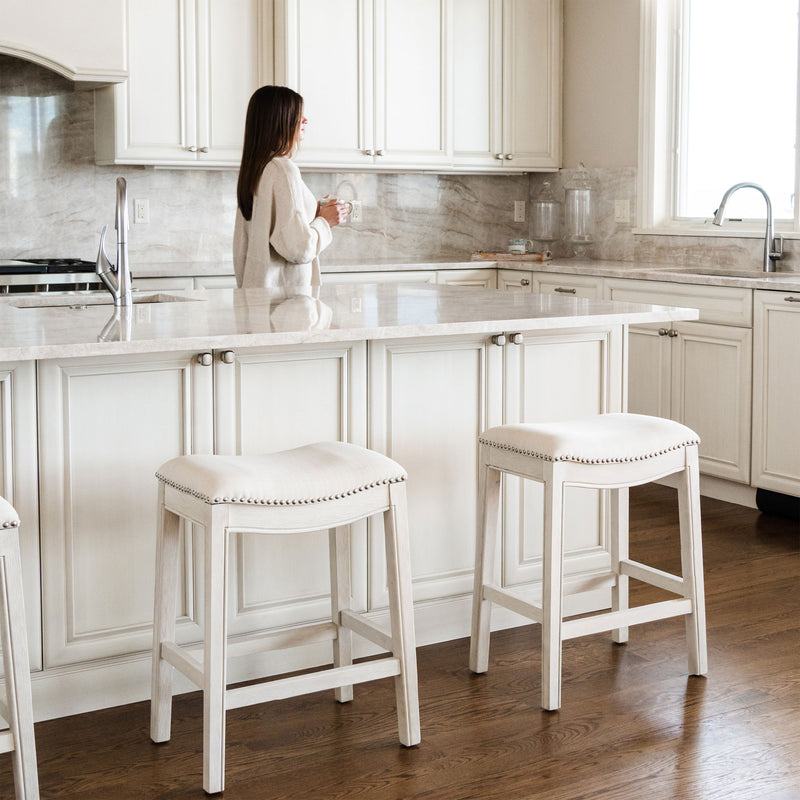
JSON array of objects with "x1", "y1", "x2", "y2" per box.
[{"x1": 9, "y1": 292, "x2": 205, "y2": 309}]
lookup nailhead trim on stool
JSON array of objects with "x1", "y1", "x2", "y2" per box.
[
  {"x1": 150, "y1": 442, "x2": 420, "y2": 795},
  {"x1": 469, "y1": 412, "x2": 708, "y2": 713}
]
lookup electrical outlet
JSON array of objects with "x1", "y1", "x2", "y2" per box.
[
  {"x1": 514, "y1": 200, "x2": 526, "y2": 222},
  {"x1": 350, "y1": 200, "x2": 362, "y2": 222},
  {"x1": 614, "y1": 198, "x2": 630, "y2": 224},
  {"x1": 134, "y1": 199, "x2": 149, "y2": 224}
]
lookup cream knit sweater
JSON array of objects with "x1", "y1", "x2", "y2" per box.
[{"x1": 233, "y1": 157, "x2": 333, "y2": 288}]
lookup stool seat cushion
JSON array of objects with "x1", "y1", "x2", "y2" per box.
[
  {"x1": 0, "y1": 496, "x2": 20, "y2": 529},
  {"x1": 156, "y1": 442, "x2": 407, "y2": 506},
  {"x1": 480, "y1": 413, "x2": 700, "y2": 465}
]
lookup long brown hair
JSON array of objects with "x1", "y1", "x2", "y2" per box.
[{"x1": 237, "y1": 85, "x2": 304, "y2": 220}]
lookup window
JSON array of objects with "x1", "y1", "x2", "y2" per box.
[{"x1": 639, "y1": 0, "x2": 800, "y2": 232}]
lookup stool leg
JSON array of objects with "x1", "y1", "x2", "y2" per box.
[
  {"x1": 678, "y1": 448, "x2": 708, "y2": 676},
  {"x1": 330, "y1": 525, "x2": 353, "y2": 703},
  {"x1": 150, "y1": 487, "x2": 181, "y2": 744},
  {"x1": 541, "y1": 465, "x2": 565, "y2": 712},
  {"x1": 384, "y1": 482, "x2": 420, "y2": 747},
  {"x1": 610, "y1": 487, "x2": 630, "y2": 645},
  {"x1": 469, "y1": 460, "x2": 502, "y2": 674},
  {"x1": 203, "y1": 505, "x2": 229, "y2": 795},
  {"x1": 0, "y1": 534, "x2": 39, "y2": 800}
]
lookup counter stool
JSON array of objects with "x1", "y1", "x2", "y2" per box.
[
  {"x1": 469, "y1": 413, "x2": 708, "y2": 711},
  {"x1": 151, "y1": 442, "x2": 420, "y2": 795},
  {"x1": 0, "y1": 497, "x2": 39, "y2": 800}
]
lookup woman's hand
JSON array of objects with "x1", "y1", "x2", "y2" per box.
[{"x1": 317, "y1": 197, "x2": 350, "y2": 228}]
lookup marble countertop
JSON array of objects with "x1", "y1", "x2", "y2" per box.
[
  {"x1": 130, "y1": 257, "x2": 800, "y2": 291},
  {"x1": 0, "y1": 282, "x2": 698, "y2": 362}
]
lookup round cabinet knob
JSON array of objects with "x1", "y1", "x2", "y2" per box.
[
  {"x1": 197, "y1": 352, "x2": 213, "y2": 366},
  {"x1": 495, "y1": 153, "x2": 504, "y2": 160},
  {"x1": 186, "y1": 145, "x2": 198, "y2": 153},
  {"x1": 375, "y1": 149, "x2": 384, "y2": 156},
  {"x1": 505, "y1": 154, "x2": 514, "y2": 160},
  {"x1": 520, "y1": 278, "x2": 530, "y2": 286},
  {"x1": 658, "y1": 328, "x2": 670, "y2": 337},
  {"x1": 199, "y1": 146, "x2": 209, "y2": 153},
  {"x1": 667, "y1": 329, "x2": 679, "y2": 337},
  {"x1": 220, "y1": 350, "x2": 235, "y2": 364},
  {"x1": 491, "y1": 334, "x2": 507, "y2": 346},
  {"x1": 510, "y1": 332, "x2": 523, "y2": 345}
]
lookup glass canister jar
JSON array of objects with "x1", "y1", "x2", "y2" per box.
[
  {"x1": 564, "y1": 162, "x2": 594, "y2": 257},
  {"x1": 531, "y1": 180, "x2": 560, "y2": 256}
]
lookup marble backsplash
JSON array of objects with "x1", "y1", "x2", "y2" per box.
[{"x1": 1, "y1": 54, "x2": 797, "y2": 274}]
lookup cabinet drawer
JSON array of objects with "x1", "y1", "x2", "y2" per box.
[{"x1": 605, "y1": 278, "x2": 752, "y2": 326}]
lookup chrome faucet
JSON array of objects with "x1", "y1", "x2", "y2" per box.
[
  {"x1": 96, "y1": 176, "x2": 133, "y2": 306},
  {"x1": 712, "y1": 182, "x2": 783, "y2": 272}
]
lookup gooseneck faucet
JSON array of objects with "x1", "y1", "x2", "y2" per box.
[
  {"x1": 712, "y1": 182, "x2": 783, "y2": 272},
  {"x1": 96, "y1": 176, "x2": 133, "y2": 306}
]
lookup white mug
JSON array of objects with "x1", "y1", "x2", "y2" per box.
[
  {"x1": 320, "y1": 197, "x2": 353, "y2": 215},
  {"x1": 508, "y1": 238, "x2": 533, "y2": 254}
]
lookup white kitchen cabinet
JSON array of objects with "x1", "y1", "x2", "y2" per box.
[
  {"x1": 498, "y1": 269, "x2": 601, "y2": 298},
  {"x1": 0, "y1": 360, "x2": 42, "y2": 671},
  {"x1": 95, "y1": 0, "x2": 272, "y2": 167},
  {"x1": 606, "y1": 279, "x2": 752, "y2": 484},
  {"x1": 37, "y1": 350, "x2": 214, "y2": 667},
  {"x1": 278, "y1": 0, "x2": 450, "y2": 170},
  {"x1": 0, "y1": 0, "x2": 126, "y2": 85},
  {"x1": 752, "y1": 290, "x2": 800, "y2": 495},
  {"x1": 368, "y1": 323, "x2": 620, "y2": 639},
  {"x1": 212, "y1": 342, "x2": 369, "y2": 638},
  {"x1": 452, "y1": 0, "x2": 562, "y2": 171}
]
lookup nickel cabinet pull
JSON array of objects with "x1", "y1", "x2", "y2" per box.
[
  {"x1": 785, "y1": 296, "x2": 800, "y2": 302},
  {"x1": 554, "y1": 287, "x2": 576, "y2": 294}
]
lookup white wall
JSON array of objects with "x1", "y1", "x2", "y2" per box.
[{"x1": 563, "y1": 0, "x2": 640, "y2": 168}]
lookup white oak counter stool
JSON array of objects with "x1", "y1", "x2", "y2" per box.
[
  {"x1": 150, "y1": 442, "x2": 420, "y2": 795},
  {"x1": 469, "y1": 412, "x2": 708, "y2": 711},
  {"x1": 0, "y1": 497, "x2": 39, "y2": 800}
]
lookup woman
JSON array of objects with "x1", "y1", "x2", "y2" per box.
[{"x1": 233, "y1": 85, "x2": 348, "y2": 288}]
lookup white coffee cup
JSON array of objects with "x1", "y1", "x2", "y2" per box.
[{"x1": 508, "y1": 238, "x2": 533, "y2": 254}]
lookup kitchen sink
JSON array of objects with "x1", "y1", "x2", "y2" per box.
[{"x1": 8, "y1": 292, "x2": 205, "y2": 309}]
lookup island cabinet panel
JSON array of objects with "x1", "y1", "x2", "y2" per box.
[
  {"x1": 212, "y1": 342, "x2": 369, "y2": 638},
  {"x1": 0, "y1": 360, "x2": 42, "y2": 672},
  {"x1": 368, "y1": 335, "x2": 503, "y2": 623},
  {"x1": 37, "y1": 351, "x2": 214, "y2": 667},
  {"x1": 500, "y1": 327, "x2": 622, "y2": 598}
]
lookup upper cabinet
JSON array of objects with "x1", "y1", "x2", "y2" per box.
[
  {"x1": 277, "y1": 0, "x2": 561, "y2": 172},
  {"x1": 276, "y1": 0, "x2": 451, "y2": 170},
  {"x1": 0, "y1": 0, "x2": 126, "y2": 85},
  {"x1": 95, "y1": 0, "x2": 273, "y2": 167},
  {"x1": 453, "y1": 0, "x2": 561, "y2": 171}
]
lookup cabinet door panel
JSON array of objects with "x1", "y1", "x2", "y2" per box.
[
  {"x1": 672, "y1": 322, "x2": 751, "y2": 483},
  {"x1": 752, "y1": 292, "x2": 800, "y2": 493},
  {"x1": 213, "y1": 343, "x2": 368, "y2": 635},
  {"x1": 627, "y1": 325, "x2": 671, "y2": 419},
  {"x1": 0, "y1": 361, "x2": 42, "y2": 671},
  {"x1": 286, "y1": 0, "x2": 369, "y2": 165},
  {"x1": 379, "y1": 0, "x2": 449, "y2": 165},
  {"x1": 38, "y1": 352, "x2": 213, "y2": 667},
  {"x1": 504, "y1": 0, "x2": 560, "y2": 166},
  {"x1": 368, "y1": 337, "x2": 503, "y2": 608},
  {"x1": 502, "y1": 328, "x2": 622, "y2": 587}
]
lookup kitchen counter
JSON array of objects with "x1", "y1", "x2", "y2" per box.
[{"x1": 0, "y1": 281, "x2": 698, "y2": 361}]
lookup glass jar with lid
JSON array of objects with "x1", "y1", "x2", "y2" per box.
[{"x1": 564, "y1": 162, "x2": 594, "y2": 257}]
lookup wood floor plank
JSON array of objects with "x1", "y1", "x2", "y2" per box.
[{"x1": 2, "y1": 484, "x2": 798, "y2": 798}]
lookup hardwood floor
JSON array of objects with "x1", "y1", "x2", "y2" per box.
[{"x1": 3, "y1": 484, "x2": 798, "y2": 799}]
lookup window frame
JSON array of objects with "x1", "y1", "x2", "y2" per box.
[{"x1": 637, "y1": 0, "x2": 800, "y2": 238}]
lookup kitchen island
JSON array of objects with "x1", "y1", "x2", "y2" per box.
[{"x1": 0, "y1": 282, "x2": 697, "y2": 720}]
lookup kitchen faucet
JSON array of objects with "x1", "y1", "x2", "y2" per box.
[
  {"x1": 712, "y1": 182, "x2": 783, "y2": 272},
  {"x1": 96, "y1": 176, "x2": 133, "y2": 306}
]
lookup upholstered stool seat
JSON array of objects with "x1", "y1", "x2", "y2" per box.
[
  {"x1": 0, "y1": 497, "x2": 39, "y2": 799},
  {"x1": 470, "y1": 412, "x2": 708, "y2": 711},
  {"x1": 151, "y1": 442, "x2": 420, "y2": 795}
]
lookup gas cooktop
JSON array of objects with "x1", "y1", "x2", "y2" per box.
[{"x1": 0, "y1": 258, "x2": 96, "y2": 275}]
